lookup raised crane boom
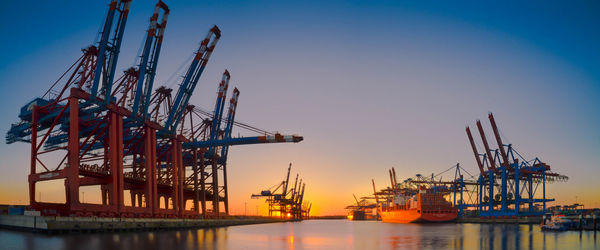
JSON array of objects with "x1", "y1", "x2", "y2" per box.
[
  {"x1": 298, "y1": 183, "x2": 306, "y2": 205},
  {"x1": 466, "y1": 126, "x2": 485, "y2": 175},
  {"x1": 163, "y1": 25, "x2": 221, "y2": 133},
  {"x1": 353, "y1": 194, "x2": 360, "y2": 206},
  {"x1": 392, "y1": 167, "x2": 398, "y2": 187},
  {"x1": 132, "y1": 1, "x2": 170, "y2": 119},
  {"x1": 291, "y1": 175, "x2": 299, "y2": 201},
  {"x1": 219, "y1": 88, "x2": 239, "y2": 162},
  {"x1": 488, "y1": 113, "x2": 511, "y2": 170},
  {"x1": 282, "y1": 163, "x2": 292, "y2": 197},
  {"x1": 476, "y1": 120, "x2": 497, "y2": 172},
  {"x1": 208, "y1": 70, "x2": 230, "y2": 153},
  {"x1": 90, "y1": 0, "x2": 132, "y2": 104}
]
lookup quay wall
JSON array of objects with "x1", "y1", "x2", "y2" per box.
[{"x1": 0, "y1": 215, "x2": 286, "y2": 234}]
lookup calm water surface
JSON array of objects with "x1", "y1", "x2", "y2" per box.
[{"x1": 0, "y1": 219, "x2": 598, "y2": 249}]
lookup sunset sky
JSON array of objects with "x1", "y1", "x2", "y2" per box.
[{"x1": 0, "y1": 1, "x2": 599, "y2": 215}]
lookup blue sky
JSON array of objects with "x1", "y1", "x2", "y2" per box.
[{"x1": 0, "y1": 1, "x2": 599, "y2": 214}]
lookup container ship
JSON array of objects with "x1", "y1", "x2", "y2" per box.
[
  {"x1": 372, "y1": 169, "x2": 458, "y2": 223},
  {"x1": 378, "y1": 186, "x2": 457, "y2": 223}
]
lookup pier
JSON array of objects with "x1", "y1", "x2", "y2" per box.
[
  {"x1": 0, "y1": 215, "x2": 286, "y2": 234},
  {"x1": 457, "y1": 216, "x2": 542, "y2": 224}
]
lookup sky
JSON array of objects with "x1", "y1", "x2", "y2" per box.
[{"x1": 0, "y1": 0, "x2": 599, "y2": 216}]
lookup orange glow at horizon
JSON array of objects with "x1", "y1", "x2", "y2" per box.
[
  {"x1": 1, "y1": 162, "x2": 600, "y2": 216},
  {"x1": 0, "y1": 0, "x2": 599, "y2": 221}
]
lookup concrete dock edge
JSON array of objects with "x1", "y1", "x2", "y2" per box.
[{"x1": 0, "y1": 215, "x2": 287, "y2": 234}]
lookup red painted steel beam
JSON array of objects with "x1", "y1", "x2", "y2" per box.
[
  {"x1": 67, "y1": 96, "x2": 81, "y2": 211},
  {"x1": 29, "y1": 106, "x2": 38, "y2": 206},
  {"x1": 476, "y1": 120, "x2": 497, "y2": 172},
  {"x1": 488, "y1": 113, "x2": 512, "y2": 170},
  {"x1": 466, "y1": 126, "x2": 486, "y2": 175},
  {"x1": 211, "y1": 158, "x2": 219, "y2": 217},
  {"x1": 222, "y1": 161, "x2": 229, "y2": 214},
  {"x1": 144, "y1": 126, "x2": 155, "y2": 214},
  {"x1": 392, "y1": 167, "x2": 398, "y2": 187},
  {"x1": 388, "y1": 169, "x2": 394, "y2": 190}
]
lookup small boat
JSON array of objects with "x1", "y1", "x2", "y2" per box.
[
  {"x1": 541, "y1": 215, "x2": 574, "y2": 231},
  {"x1": 541, "y1": 223, "x2": 567, "y2": 231}
]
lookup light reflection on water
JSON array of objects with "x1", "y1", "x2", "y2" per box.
[{"x1": 0, "y1": 219, "x2": 598, "y2": 249}]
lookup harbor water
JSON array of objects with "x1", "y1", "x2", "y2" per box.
[{"x1": 1, "y1": 219, "x2": 598, "y2": 249}]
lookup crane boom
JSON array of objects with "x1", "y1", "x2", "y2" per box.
[
  {"x1": 219, "y1": 88, "x2": 239, "y2": 161},
  {"x1": 392, "y1": 167, "x2": 398, "y2": 187},
  {"x1": 388, "y1": 169, "x2": 394, "y2": 190},
  {"x1": 291, "y1": 174, "x2": 299, "y2": 200},
  {"x1": 90, "y1": 0, "x2": 132, "y2": 104},
  {"x1": 298, "y1": 183, "x2": 305, "y2": 205},
  {"x1": 476, "y1": 120, "x2": 497, "y2": 172},
  {"x1": 182, "y1": 134, "x2": 303, "y2": 148},
  {"x1": 132, "y1": 0, "x2": 169, "y2": 119},
  {"x1": 163, "y1": 25, "x2": 221, "y2": 133},
  {"x1": 295, "y1": 179, "x2": 302, "y2": 202},
  {"x1": 372, "y1": 179, "x2": 380, "y2": 214},
  {"x1": 282, "y1": 163, "x2": 292, "y2": 197},
  {"x1": 488, "y1": 113, "x2": 511, "y2": 170},
  {"x1": 208, "y1": 70, "x2": 230, "y2": 153},
  {"x1": 466, "y1": 126, "x2": 485, "y2": 175}
]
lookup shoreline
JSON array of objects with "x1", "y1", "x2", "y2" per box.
[{"x1": 0, "y1": 215, "x2": 289, "y2": 234}]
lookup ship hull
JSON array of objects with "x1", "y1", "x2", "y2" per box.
[{"x1": 380, "y1": 210, "x2": 457, "y2": 223}]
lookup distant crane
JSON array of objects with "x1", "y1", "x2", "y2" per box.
[
  {"x1": 251, "y1": 163, "x2": 309, "y2": 220},
  {"x1": 464, "y1": 113, "x2": 568, "y2": 217}
]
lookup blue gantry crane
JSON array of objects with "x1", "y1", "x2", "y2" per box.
[
  {"x1": 162, "y1": 26, "x2": 221, "y2": 133},
  {"x1": 5, "y1": 0, "x2": 303, "y2": 218},
  {"x1": 465, "y1": 113, "x2": 568, "y2": 218}
]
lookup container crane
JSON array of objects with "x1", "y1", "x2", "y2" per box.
[
  {"x1": 90, "y1": 0, "x2": 132, "y2": 104},
  {"x1": 208, "y1": 70, "x2": 230, "y2": 154},
  {"x1": 251, "y1": 164, "x2": 309, "y2": 220},
  {"x1": 465, "y1": 113, "x2": 568, "y2": 218},
  {"x1": 5, "y1": 0, "x2": 304, "y2": 219},
  {"x1": 251, "y1": 164, "x2": 291, "y2": 201},
  {"x1": 218, "y1": 88, "x2": 240, "y2": 164},
  {"x1": 162, "y1": 26, "x2": 221, "y2": 133},
  {"x1": 131, "y1": 0, "x2": 169, "y2": 119}
]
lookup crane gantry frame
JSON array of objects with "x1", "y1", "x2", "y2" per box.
[
  {"x1": 251, "y1": 163, "x2": 310, "y2": 220},
  {"x1": 6, "y1": 0, "x2": 302, "y2": 218}
]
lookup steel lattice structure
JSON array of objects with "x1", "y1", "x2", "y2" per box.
[
  {"x1": 6, "y1": 0, "x2": 302, "y2": 218},
  {"x1": 464, "y1": 113, "x2": 567, "y2": 217},
  {"x1": 251, "y1": 164, "x2": 310, "y2": 220}
]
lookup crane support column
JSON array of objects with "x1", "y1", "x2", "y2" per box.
[
  {"x1": 488, "y1": 170, "x2": 494, "y2": 213},
  {"x1": 212, "y1": 158, "x2": 219, "y2": 217},
  {"x1": 29, "y1": 106, "x2": 38, "y2": 207}
]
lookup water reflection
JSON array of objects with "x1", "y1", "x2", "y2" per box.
[{"x1": 0, "y1": 220, "x2": 598, "y2": 250}]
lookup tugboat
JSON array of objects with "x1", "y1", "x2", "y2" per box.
[{"x1": 541, "y1": 214, "x2": 575, "y2": 231}]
